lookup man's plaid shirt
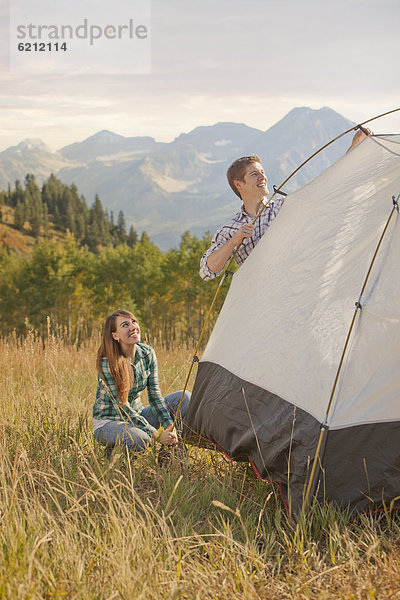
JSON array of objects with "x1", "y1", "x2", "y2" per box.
[
  {"x1": 93, "y1": 343, "x2": 173, "y2": 436},
  {"x1": 199, "y1": 197, "x2": 285, "y2": 280}
]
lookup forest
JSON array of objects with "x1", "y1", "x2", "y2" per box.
[{"x1": 0, "y1": 174, "x2": 230, "y2": 345}]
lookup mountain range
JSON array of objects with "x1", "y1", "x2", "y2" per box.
[{"x1": 0, "y1": 106, "x2": 356, "y2": 249}]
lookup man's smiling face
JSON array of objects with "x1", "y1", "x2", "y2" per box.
[{"x1": 234, "y1": 162, "x2": 268, "y2": 201}]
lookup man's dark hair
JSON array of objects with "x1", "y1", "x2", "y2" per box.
[{"x1": 226, "y1": 155, "x2": 262, "y2": 198}]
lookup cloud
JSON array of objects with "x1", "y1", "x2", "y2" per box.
[{"x1": 0, "y1": 0, "x2": 399, "y2": 150}]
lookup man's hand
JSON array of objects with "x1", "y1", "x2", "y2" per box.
[
  {"x1": 206, "y1": 222, "x2": 255, "y2": 275},
  {"x1": 232, "y1": 223, "x2": 255, "y2": 244},
  {"x1": 347, "y1": 128, "x2": 373, "y2": 153}
]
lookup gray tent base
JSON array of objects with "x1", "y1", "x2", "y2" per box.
[{"x1": 183, "y1": 361, "x2": 400, "y2": 516}]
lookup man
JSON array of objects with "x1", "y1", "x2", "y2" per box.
[{"x1": 199, "y1": 129, "x2": 369, "y2": 280}]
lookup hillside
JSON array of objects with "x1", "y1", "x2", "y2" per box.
[{"x1": 0, "y1": 206, "x2": 66, "y2": 256}]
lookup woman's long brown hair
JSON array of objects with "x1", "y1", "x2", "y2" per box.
[{"x1": 96, "y1": 309, "x2": 136, "y2": 406}]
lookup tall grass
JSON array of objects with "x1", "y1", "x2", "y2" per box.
[{"x1": 1, "y1": 332, "x2": 399, "y2": 599}]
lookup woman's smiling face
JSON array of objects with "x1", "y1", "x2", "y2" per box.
[{"x1": 112, "y1": 315, "x2": 141, "y2": 346}]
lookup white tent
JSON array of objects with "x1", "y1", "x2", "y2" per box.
[{"x1": 184, "y1": 134, "x2": 400, "y2": 514}]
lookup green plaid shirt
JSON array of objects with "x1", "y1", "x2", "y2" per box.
[{"x1": 93, "y1": 343, "x2": 173, "y2": 436}]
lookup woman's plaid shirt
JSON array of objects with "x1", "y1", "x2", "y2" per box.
[
  {"x1": 93, "y1": 343, "x2": 173, "y2": 436},
  {"x1": 199, "y1": 197, "x2": 285, "y2": 280}
]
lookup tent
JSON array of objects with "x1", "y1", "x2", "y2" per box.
[{"x1": 184, "y1": 134, "x2": 400, "y2": 515}]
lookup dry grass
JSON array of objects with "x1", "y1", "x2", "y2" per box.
[{"x1": 1, "y1": 331, "x2": 400, "y2": 599}]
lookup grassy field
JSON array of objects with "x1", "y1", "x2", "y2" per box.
[{"x1": 1, "y1": 332, "x2": 399, "y2": 599}]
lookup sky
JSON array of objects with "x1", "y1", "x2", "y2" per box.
[{"x1": 0, "y1": 0, "x2": 399, "y2": 152}]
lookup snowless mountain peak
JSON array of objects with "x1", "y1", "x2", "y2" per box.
[
  {"x1": 0, "y1": 107, "x2": 360, "y2": 249},
  {"x1": 2, "y1": 138, "x2": 53, "y2": 155}
]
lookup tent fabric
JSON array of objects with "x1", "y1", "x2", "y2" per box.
[{"x1": 184, "y1": 134, "x2": 400, "y2": 514}]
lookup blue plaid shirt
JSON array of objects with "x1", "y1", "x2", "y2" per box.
[
  {"x1": 200, "y1": 197, "x2": 285, "y2": 280},
  {"x1": 93, "y1": 344, "x2": 173, "y2": 436}
]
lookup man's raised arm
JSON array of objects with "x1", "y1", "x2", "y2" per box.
[{"x1": 200, "y1": 223, "x2": 255, "y2": 280}]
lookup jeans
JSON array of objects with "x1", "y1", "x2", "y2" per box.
[{"x1": 94, "y1": 390, "x2": 191, "y2": 451}]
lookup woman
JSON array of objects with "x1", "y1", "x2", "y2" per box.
[{"x1": 93, "y1": 309, "x2": 190, "y2": 451}]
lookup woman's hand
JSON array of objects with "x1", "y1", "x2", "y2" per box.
[
  {"x1": 163, "y1": 424, "x2": 178, "y2": 447},
  {"x1": 154, "y1": 424, "x2": 178, "y2": 447}
]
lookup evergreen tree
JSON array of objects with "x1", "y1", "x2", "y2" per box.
[
  {"x1": 69, "y1": 185, "x2": 89, "y2": 241},
  {"x1": 116, "y1": 210, "x2": 127, "y2": 245},
  {"x1": 62, "y1": 187, "x2": 76, "y2": 233},
  {"x1": 24, "y1": 174, "x2": 43, "y2": 237},
  {"x1": 140, "y1": 231, "x2": 150, "y2": 244},
  {"x1": 42, "y1": 203, "x2": 49, "y2": 236},
  {"x1": 14, "y1": 199, "x2": 25, "y2": 230},
  {"x1": 84, "y1": 194, "x2": 111, "y2": 251},
  {"x1": 10, "y1": 180, "x2": 24, "y2": 208},
  {"x1": 74, "y1": 209, "x2": 87, "y2": 242},
  {"x1": 127, "y1": 225, "x2": 138, "y2": 247},
  {"x1": 42, "y1": 176, "x2": 89, "y2": 240},
  {"x1": 42, "y1": 174, "x2": 63, "y2": 216}
]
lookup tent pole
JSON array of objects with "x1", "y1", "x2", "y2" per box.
[
  {"x1": 302, "y1": 195, "x2": 399, "y2": 512},
  {"x1": 302, "y1": 426, "x2": 326, "y2": 511},
  {"x1": 171, "y1": 268, "x2": 234, "y2": 429},
  {"x1": 172, "y1": 109, "x2": 400, "y2": 430}
]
